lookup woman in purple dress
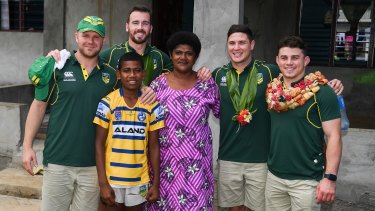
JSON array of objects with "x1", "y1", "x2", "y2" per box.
[{"x1": 146, "y1": 31, "x2": 220, "y2": 210}]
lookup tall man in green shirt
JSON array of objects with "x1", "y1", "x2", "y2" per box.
[
  {"x1": 100, "y1": 5, "x2": 211, "y2": 84},
  {"x1": 22, "y1": 16, "x2": 118, "y2": 210},
  {"x1": 213, "y1": 25, "x2": 343, "y2": 211},
  {"x1": 100, "y1": 5, "x2": 173, "y2": 86},
  {"x1": 265, "y1": 36, "x2": 342, "y2": 210},
  {"x1": 49, "y1": 5, "x2": 211, "y2": 91}
]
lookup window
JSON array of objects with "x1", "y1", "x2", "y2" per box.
[
  {"x1": 299, "y1": 0, "x2": 374, "y2": 67},
  {"x1": 0, "y1": 0, "x2": 43, "y2": 32}
]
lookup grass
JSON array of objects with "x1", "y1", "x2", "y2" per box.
[{"x1": 354, "y1": 70, "x2": 375, "y2": 85}]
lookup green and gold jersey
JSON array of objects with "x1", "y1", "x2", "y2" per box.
[
  {"x1": 100, "y1": 41, "x2": 173, "y2": 86},
  {"x1": 268, "y1": 77, "x2": 341, "y2": 181},
  {"x1": 93, "y1": 88, "x2": 164, "y2": 186},
  {"x1": 42, "y1": 51, "x2": 118, "y2": 167},
  {"x1": 212, "y1": 59, "x2": 280, "y2": 163}
]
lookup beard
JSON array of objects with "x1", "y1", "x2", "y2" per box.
[
  {"x1": 77, "y1": 45, "x2": 101, "y2": 59},
  {"x1": 129, "y1": 29, "x2": 150, "y2": 44}
]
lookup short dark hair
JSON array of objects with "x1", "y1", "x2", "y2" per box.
[
  {"x1": 227, "y1": 24, "x2": 253, "y2": 42},
  {"x1": 166, "y1": 31, "x2": 201, "y2": 59},
  {"x1": 117, "y1": 52, "x2": 144, "y2": 70},
  {"x1": 278, "y1": 35, "x2": 307, "y2": 56},
  {"x1": 127, "y1": 5, "x2": 152, "y2": 24}
]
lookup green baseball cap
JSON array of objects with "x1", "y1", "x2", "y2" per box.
[
  {"x1": 77, "y1": 16, "x2": 105, "y2": 37},
  {"x1": 28, "y1": 57, "x2": 55, "y2": 101}
]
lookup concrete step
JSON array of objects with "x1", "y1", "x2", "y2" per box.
[
  {"x1": 0, "y1": 168, "x2": 42, "y2": 199},
  {"x1": 0, "y1": 195, "x2": 41, "y2": 211}
]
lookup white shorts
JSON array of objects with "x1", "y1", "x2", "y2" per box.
[{"x1": 110, "y1": 183, "x2": 149, "y2": 206}]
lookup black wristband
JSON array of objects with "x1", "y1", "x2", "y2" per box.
[{"x1": 324, "y1": 174, "x2": 337, "y2": 181}]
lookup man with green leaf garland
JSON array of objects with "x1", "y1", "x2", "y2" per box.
[
  {"x1": 213, "y1": 24, "x2": 279, "y2": 211},
  {"x1": 212, "y1": 25, "x2": 343, "y2": 211}
]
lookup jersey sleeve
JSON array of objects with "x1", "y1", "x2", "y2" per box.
[
  {"x1": 208, "y1": 78, "x2": 220, "y2": 118},
  {"x1": 99, "y1": 47, "x2": 111, "y2": 64},
  {"x1": 41, "y1": 71, "x2": 57, "y2": 102},
  {"x1": 267, "y1": 64, "x2": 280, "y2": 79},
  {"x1": 149, "y1": 102, "x2": 165, "y2": 131},
  {"x1": 212, "y1": 67, "x2": 220, "y2": 85},
  {"x1": 93, "y1": 97, "x2": 112, "y2": 129},
  {"x1": 316, "y1": 85, "x2": 341, "y2": 122},
  {"x1": 161, "y1": 52, "x2": 173, "y2": 73}
]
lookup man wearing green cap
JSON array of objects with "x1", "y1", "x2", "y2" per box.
[
  {"x1": 49, "y1": 5, "x2": 212, "y2": 86},
  {"x1": 22, "y1": 16, "x2": 117, "y2": 210}
]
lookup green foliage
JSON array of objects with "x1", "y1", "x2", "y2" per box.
[{"x1": 354, "y1": 70, "x2": 375, "y2": 85}]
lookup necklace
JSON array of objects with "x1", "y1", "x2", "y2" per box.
[{"x1": 266, "y1": 71, "x2": 328, "y2": 112}]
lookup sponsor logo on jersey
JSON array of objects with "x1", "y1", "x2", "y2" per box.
[
  {"x1": 257, "y1": 73, "x2": 263, "y2": 84},
  {"x1": 63, "y1": 71, "x2": 76, "y2": 81},
  {"x1": 96, "y1": 102, "x2": 109, "y2": 118},
  {"x1": 102, "y1": 73, "x2": 110, "y2": 84},
  {"x1": 115, "y1": 111, "x2": 121, "y2": 120},
  {"x1": 139, "y1": 185, "x2": 147, "y2": 197},
  {"x1": 220, "y1": 76, "x2": 227, "y2": 86},
  {"x1": 137, "y1": 112, "x2": 146, "y2": 122},
  {"x1": 105, "y1": 97, "x2": 111, "y2": 101},
  {"x1": 153, "y1": 59, "x2": 157, "y2": 69},
  {"x1": 113, "y1": 125, "x2": 146, "y2": 135},
  {"x1": 154, "y1": 106, "x2": 164, "y2": 121}
]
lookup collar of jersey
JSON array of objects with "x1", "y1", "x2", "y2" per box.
[{"x1": 125, "y1": 41, "x2": 152, "y2": 55}]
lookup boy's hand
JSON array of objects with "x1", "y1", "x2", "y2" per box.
[
  {"x1": 100, "y1": 183, "x2": 118, "y2": 207},
  {"x1": 146, "y1": 184, "x2": 159, "y2": 202},
  {"x1": 140, "y1": 86, "x2": 156, "y2": 105},
  {"x1": 197, "y1": 66, "x2": 212, "y2": 82}
]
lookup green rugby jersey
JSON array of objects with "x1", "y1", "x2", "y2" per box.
[
  {"x1": 100, "y1": 41, "x2": 173, "y2": 85},
  {"x1": 268, "y1": 77, "x2": 340, "y2": 181},
  {"x1": 42, "y1": 51, "x2": 118, "y2": 167},
  {"x1": 213, "y1": 59, "x2": 279, "y2": 163}
]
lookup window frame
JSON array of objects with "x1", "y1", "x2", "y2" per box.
[
  {"x1": 0, "y1": 0, "x2": 44, "y2": 32},
  {"x1": 298, "y1": 0, "x2": 375, "y2": 68}
]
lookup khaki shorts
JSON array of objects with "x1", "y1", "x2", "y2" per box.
[
  {"x1": 42, "y1": 164, "x2": 99, "y2": 211},
  {"x1": 217, "y1": 160, "x2": 268, "y2": 210},
  {"x1": 110, "y1": 183, "x2": 149, "y2": 206},
  {"x1": 265, "y1": 171, "x2": 321, "y2": 211}
]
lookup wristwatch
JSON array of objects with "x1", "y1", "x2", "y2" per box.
[{"x1": 324, "y1": 174, "x2": 337, "y2": 181}]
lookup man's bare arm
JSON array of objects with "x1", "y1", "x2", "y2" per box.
[
  {"x1": 22, "y1": 99, "x2": 47, "y2": 175},
  {"x1": 316, "y1": 118, "x2": 342, "y2": 203}
]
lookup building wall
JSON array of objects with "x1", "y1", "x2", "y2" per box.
[
  {"x1": 63, "y1": 0, "x2": 151, "y2": 52},
  {"x1": 244, "y1": 0, "x2": 299, "y2": 64},
  {"x1": 193, "y1": 0, "x2": 241, "y2": 172},
  {"x1": 0, "y1": 32, "x2": 43, "y2": 86}
]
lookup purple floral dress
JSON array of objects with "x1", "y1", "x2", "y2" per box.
[{"x1": 146, "y1": 76, "x2": 220, "y2": 211}]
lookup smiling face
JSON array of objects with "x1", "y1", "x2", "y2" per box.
[
  {"x1": 117, "y1": 60, "x2": 145, "y2": 91},
  {"x1": 126, "y1": 11, "x2": 153, "y2": 45},
  {"x1": 276, "y1": 47, "x2": 310, "y2": 83},
  {"x1": 170, "y1": 44, "x2": 196, "y2": 73},
  {"x1": 227, "y1": 32, "x2": 255, "y2": 69},
  {"x1": 75, "y1": 31, "x2": 105, "y2": 58}
]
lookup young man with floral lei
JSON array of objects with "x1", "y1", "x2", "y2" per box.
[
  {"x1": 212, "y1": 25, "x2": 343, "y2": 211},
  {"x1": 265, "y1": 35, "x2": 342, "y2": 211}
]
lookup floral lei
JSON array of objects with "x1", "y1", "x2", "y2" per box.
[{"x1": 266, "y1": 71, "x2": 329, "y2": 112}]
